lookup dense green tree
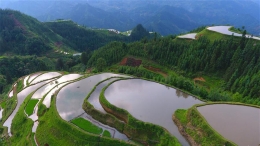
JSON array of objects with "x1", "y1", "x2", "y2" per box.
[
  {"x1": 96, "y1": 58, "x2": 106, "y2": 72},
  {"x1": 130, "y1": 24, "x2": 151, "y2": 41},
  {"x1": 56, "y1": 58, "x2": 64, "y2": 70},
  {"x1": 45, "y1": 21, "x2": 130, "y2": 52},
  {"x1": 0, "y1": 75, "x2": 6, "y2": 93},
  {"x1": 81, "y1": 52, "x2": 88, "y2": 65}
]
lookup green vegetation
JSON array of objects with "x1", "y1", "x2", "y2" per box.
[
  {"x1": 82, "y1": 76, "x2": 128, "y2": 136},
  {"x1": 7, "y1": 92, "x2": 36, "y2": 146},
  {"x1": 0, "y1": 56, "x2": 55, "y2": 94},
  {"x1": 121, "y1": 30, "x2": 132, "y2": 36},
  {"x1": 189, "y1": 26, "x2": 207, "y2": 33},
  {"x1": 0, "y1": 9, "x2": 57, "y2": 55},
  {"x1": 197, "y1": 28, "x2": 240, "y2": 42},
  {"x1": 30, "y1": 133, "x2": 37, "y2": 146},
  {"x1": 172, "y1": 103, "x2": 260, "y2": 146},
  {"x1": 229, "y1": 26, "x2": 243, "y2": 34},
  {"x1": 36, "y1": 94, "x2": 132, "y2": 146},
  {"x1": 71, "y1": 117, "x2": 103, "y2": 135},
  {"x1": 88, "y1": 29, "x2": 260, "y2": 106},
  {"x1": 37, "y1": 102, "x2": 47, "y2": 117},
  {"x1": 102, "y1": 130, "x2": 111, "y2": 138},
  {"x1": 1, "y1": 8, "x2": 260, "y2": 145},
  {"x1": 1, "y1": 96, "x2": 17, "y2": 123},
  {"x1": 173, "y1": 107, "x2": 235, "y2": 146},
  {"x1": 44, "y1": 20, "x2": 130, "y2": 52},
  {"x1": 130, "y1": 24, "x2": 152, "y2": 41},
  {"x1": 87, "y1": 41, "x2": 128, "y2": 67},
  {"x1": 25, "y1": 99, "x2": 39, "y2": 116},
  {"x1": 1, "y1": 101, "x2": 6, "y2": 109},
  {"x1": 16, "y1": 79, "x2": 23, "y2": 93},
  {"x1": 98, "y1": 79, "x2": 181, "y2": 146},
  {"x1": 96, "y1": 58, "x2": 107, "y2": 72},
  {"x1": 174, "y1": 109, "x2": 187, "y2": 124}
]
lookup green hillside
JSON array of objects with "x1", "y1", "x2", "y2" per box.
[
  {"x1": 0, "y1": 9, "x2": 73, "y2": 56},
  {"x1": 44, "y1": 20, "x2": 130, "y2": 52},
  {"x1": 1, "y1": 9, "x2": 260, "y2": 146},
  {"x1": 87, "y1": 27, "x2": 260, "y2": 105}
]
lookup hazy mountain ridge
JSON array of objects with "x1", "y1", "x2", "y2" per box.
[{"x1": 0, "y1": 0, "x2": 259, "y2": 36}]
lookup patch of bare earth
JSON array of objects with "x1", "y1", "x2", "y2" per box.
[
  {"x1": 193, "y1": 77, "x2": 206, "y2": 84},
  {"x1": 86, "y1": 68, "x2": 92, "y2": 73}
]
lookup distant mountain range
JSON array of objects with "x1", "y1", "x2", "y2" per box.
[{"x1": 1, "y1": 0, "x2": 259, "y2": 36}]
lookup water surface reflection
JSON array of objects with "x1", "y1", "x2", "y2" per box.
[
  {"x1": 105, "y1": 79, "x2": 203, "y2": 146},
  {"x1": 56, "y1": 73, "x2": 129, "y2": 121},
  {"x1": 198, "y1": 104, "x2": 260, "y2": 146}
]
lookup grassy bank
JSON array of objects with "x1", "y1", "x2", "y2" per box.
[
  {"x1": 35, "y1": 79, "x2": 132, "y2": 146},
  {"x1": 7, "y1": 92, "x2": 36, "y2": 146},
  {"x1": 98, "y1": 79, "x2": 181, "y2": 146},
  {"x1": 103, "y1": 130, "x2": 111, "y2": 137},
  {"x1": 71, "y1": 117, "x2": 103, "y2": 135},
  {"x1": 16, "y1": 79, "x2": 24, "y2": 93},
  {"x1": 82, "y1": 75, "x2": 133, "y2": 142},
  {"x1": 228, "y1": 26, "x2": 243, "y2": 34},
  {"x1": 28, "y1": 72, "x2": 44, "y2": 84},
  {"x1": 25, "y1": 99, "x2": 39, "y2": 116},
  {"x1": 82, "y1": 76, "x2": 130, "y2": 136},
  {"x1": 1, "y1": 96, "x2": 17, "y2": 125},
  {"x1": 195, "y1": 101, "x2": 260, "y2": 108},
  {"x1": 1, "y1": 78, "x2": 20, "y2": 126},
  {"x1": 172, "y1": 103, "x2": 245, "y2": 146},
  {"x1": 197, "y1": 28, "x2": 241, "y2": 43}
]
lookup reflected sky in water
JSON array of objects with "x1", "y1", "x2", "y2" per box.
[
  {"x1": 56, "y1": 73, "x2": 129, "y2": 121},
  {"x1": 3, "y1": 80, "x2": 49, "y2": 135},
  {"x1": 31, "y1": 72, "x2": 61, "y2": 84},
  {"x1": 28, "y1": 72, "x2": 42, "y2": 83},
  {"x1": 105, "y1": 79, "x2": 203, "y2": 146},
  {"x1": 178, "y1": 33, "x2": 197, "y2": 39},
  {"x1": 198, "y1": 104, "x2": 260, "y2": 146},
  {"x1": 23, "y1": 75, "x2": 30, "y2": 88},
  {"x1": 88, "y1": 78, "x2": 120, "y2": 113},
  {"x1": 207, "y1": 26, "x2": 260, "y2": 40}
]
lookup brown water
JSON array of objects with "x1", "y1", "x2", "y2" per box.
[
  {"x1": 197, "y1": 104, "x2": 260, "y2": 146},
  {"x1": 104, "y1": 79, "x2": 203, "y2": 146}
]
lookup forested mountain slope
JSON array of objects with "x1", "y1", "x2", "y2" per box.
[
  {"x1": 0, "y1": 9, "x2": 153, "y2": 96},
  {"x1": 0, "y1": 9, "x2": 136, "y2": 55},
  {"x1": 44, "y1": 20, "x2": 130, "y2": 51},
  {"x1": 0, "y1": 9, "x2": 60, "y2": 55},
  {"x1": 88, "y1": 30, "x2": 260, "y2": 104}
]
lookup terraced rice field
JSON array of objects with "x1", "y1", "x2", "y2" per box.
[{"x1": 3, "y1": 71, "x2": 252, "y2": 146}]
